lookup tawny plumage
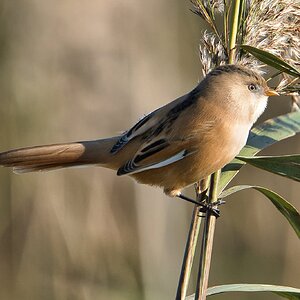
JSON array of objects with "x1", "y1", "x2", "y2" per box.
[{"x1": 0, "y1": 65, "x2": 278, "y2": 198}]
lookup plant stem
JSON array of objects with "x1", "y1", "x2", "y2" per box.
[
  {"x1": 176, "y1": 205, "x2": 202, "y2": 300},
  {"x1": 223, "y1": 0, "x2": 231, "y2": 51},
  {"x1": 195, "y1": 0, "x2": 222, "y2": 42},
  {"x1": 176, "y1": 180, "x2": 209, "y2": 300},
  {"x1": 193, "y1": 2, "x2": 241, "y2": 297},
  {"x1": 229, "y1": 0, "x2": 242, "y2": 63},
  {"x1": 195, "y1": 169, "x2": 221, "y2": 300},
  {"x1": 180, "y1": 3, "x2": 242, "y2": 297}
]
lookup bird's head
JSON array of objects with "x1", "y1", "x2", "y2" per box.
[{"x1": 202, "y1": 64, "x2": 279, "y2": 123}]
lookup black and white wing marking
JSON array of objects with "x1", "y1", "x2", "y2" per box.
[
  {"x1": 117, "y1": 137, "x2": 195, "y2": 176},
  {"x1": 117, "y1": 149, "x2": 193, "y2": 175},
  {"x1": 110, "y1": 112, "x2": 155, "y2": 154}
]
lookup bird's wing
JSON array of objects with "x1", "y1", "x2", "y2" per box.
[
  {"x1": 110, "y1": 88, "x2": 199, "y2": 154},
  {"x1": 112, "y1": 86, "x2": 209, "y2": 175},
  {"x1": 117, "y1": 137, "x2": 195, "y2": 175}
]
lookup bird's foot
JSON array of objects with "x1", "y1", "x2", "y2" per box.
[
  {"x1": 177, "y1": 194, "x2": 225, "y2": 218},
  {"x1": 199, "y1": 200, "x2": 226, "y2": 218}
]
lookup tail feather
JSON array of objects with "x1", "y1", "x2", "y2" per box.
[{"x1": 0, "y1": 138, "x2": 119, "y2": 173}]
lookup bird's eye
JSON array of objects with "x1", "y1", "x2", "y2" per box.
[{"x1": 248, "y1": 83, "x2": 257, "y2": 92}]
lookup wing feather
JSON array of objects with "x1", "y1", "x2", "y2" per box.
[
  {"x1": 113, "y1": 90, "x2": 202, "y2": 175},
  {"x1": 111, "y1": 111, "x2": 156, "y2": 154},
  {"x1": 117, "y1": 149, "x2": 194, "y2": 175},
  {"x1": 117, "y1": 135, "x2": 196, "y2": 175}
]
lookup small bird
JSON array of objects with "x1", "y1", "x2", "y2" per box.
[{"x1": 0, "y1": 65, "x2": 278, "y2": 205}]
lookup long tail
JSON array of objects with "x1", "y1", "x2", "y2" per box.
[{"x1": 0, "y1": 137, "x2": 120, "y2": 173}]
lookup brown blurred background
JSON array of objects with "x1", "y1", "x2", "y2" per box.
[{"x1": 0, "y1": 1, "x2": 299, "y2": 299}]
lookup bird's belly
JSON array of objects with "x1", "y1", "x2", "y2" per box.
[{"x1": 131, "y1": 122, "x2": 251, "y2": 196}]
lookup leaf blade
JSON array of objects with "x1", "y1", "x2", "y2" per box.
[
  {"x1": 241, "y1": 45, "x2": 300, "y2": 77},
  {"x1": 219, "y1": 185, "x2": 300, "y2": 238},
  {"x1": 186, "y1": 284, "x2": 300, "y2": 299},
  {"x1": 237, "y1": 155, "x2": 300, "y2": 182}
]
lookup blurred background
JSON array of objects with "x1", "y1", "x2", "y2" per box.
[{"x1": 0, "y1": 1, "x2": 299, "y2": 299}]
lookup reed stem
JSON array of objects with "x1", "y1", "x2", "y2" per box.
[
  {"x1": 176, "y1": 205, "x2": 202, "y2": 300},
  {"x1": 229, "y1": 0, "x2": 242, "y2": 63},
  {"x1": 194, "y1": 170, "x2": 221, "y2": 300},
  {"x1": 175, "y1": 180, "x2": 209, "y2": 300},
  {"x1": 178, "y1": 2, "x2": 243, "y2": 298}
]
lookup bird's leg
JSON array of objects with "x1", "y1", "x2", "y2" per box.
[
  {"x1": 177, "y1": 194, "x2": 225, "y2": 218},
  {"x1": 177, "y1": 194, "x2": 206, "y2": 207}
]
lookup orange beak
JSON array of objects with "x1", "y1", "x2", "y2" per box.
[{"x1": 265, "y1": 89, "x2": 280, "y2": 97}]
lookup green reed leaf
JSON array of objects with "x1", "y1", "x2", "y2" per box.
[
  {"x1": 237, "y1": 155, "x2": 300, "y2": 182},
  {"x1": 241, "y1": 45, "x2": 300, "y2": 77},
  {"x1": 186, "y1": 284, "x2": 300, "y2": 299},
  {"x1": 219, "y1": 185, "x2": 300, "y2": 238}
]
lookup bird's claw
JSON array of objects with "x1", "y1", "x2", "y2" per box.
[
  {"x1": 177, "y1": 194, "x2": 226, "y2": 218},
  {"x1": 198, "y1": 199, "x2": 226, "y2": 218},
  {"x1": 199, "y1": 205, "x2": 220, "y2": 218}
]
